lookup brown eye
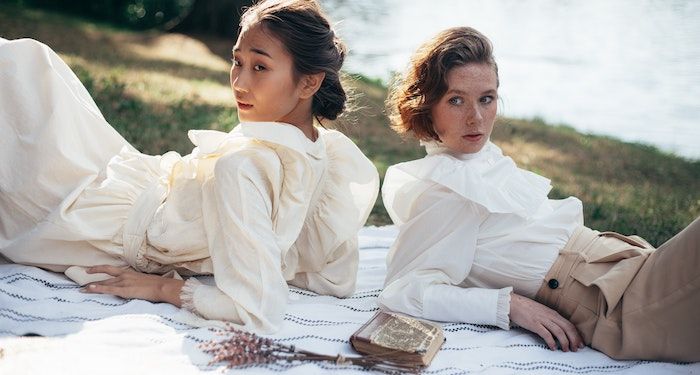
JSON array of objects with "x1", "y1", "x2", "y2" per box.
[
  {"x1": 448, "y1": 96, "x2": 464, "y2": 105},
  {"x1": 480, "y1": 96, "x2": 494, "y2": 104}
]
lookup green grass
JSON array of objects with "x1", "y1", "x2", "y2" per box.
[{"x1": 2, "y1": 4, "x2": 698, "y2": 245}]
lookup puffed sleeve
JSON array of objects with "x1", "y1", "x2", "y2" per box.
[
  {"x1": 179, "y1": 148, "x2": 295, "y2": 333},
  {"x1": 283, "y1": 130, "x2": 379, "y2": 297},
  {"x1": 378, "y1": 183, "x2": 512, "y2": 330}
]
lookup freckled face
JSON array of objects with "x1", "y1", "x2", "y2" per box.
[
  {"x1": 430, "y1": 63, "x2": 498, "y2": 154},
  {"x1": 230, "y1": 23, "x2": 306, "y2": 125}
]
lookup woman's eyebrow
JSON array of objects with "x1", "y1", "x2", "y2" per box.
[
  {"x1": 445, "y1": 88, "x2": 466, "y2": 95},
  {"x1": 232, "y1": 46, "x2": 272, "y2": 58},
  {"x1": 445, "y1": 88, "x2": 497, "y2": 95},
  {"x1": 250, "y1": 47, "x2": 272, "y2": 58}
]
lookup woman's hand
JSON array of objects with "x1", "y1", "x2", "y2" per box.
[
  {"x1": 509, "y1": 292, "x2": 584, "y2": 352},
  {"x1": 81, "y1": 265, "x2": 185, "y2": 307}
]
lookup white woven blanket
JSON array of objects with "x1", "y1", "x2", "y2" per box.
[{"x1": 0, "y1": 226, "x2": 696, "y2": 374}]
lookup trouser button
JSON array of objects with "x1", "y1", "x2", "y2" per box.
[{"x1": 548, "y1": 279, "x2": 559, "y2": 289}]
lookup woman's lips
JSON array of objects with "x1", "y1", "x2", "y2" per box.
[
  {"x1": 237, "y1": 101, "x2": 253, "y2": 110},
  {"x1": 462, "y1": 134, "x2": 483, "y2": 142}
]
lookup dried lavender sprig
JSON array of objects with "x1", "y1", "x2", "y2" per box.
[{"x1": 199, "y1": 324, "x2": 423, "y2": 373}]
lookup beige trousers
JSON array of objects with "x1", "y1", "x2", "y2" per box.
[{"x1": 535, "y1": 217, "x2": 700, "y2": 362}]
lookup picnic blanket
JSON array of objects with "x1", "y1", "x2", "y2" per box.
[{"x1": 1, "y1": 226, "x2": 697, "y2": 374}]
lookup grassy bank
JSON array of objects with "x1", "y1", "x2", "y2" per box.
[{"x1": 2, "y1": 4, "x2": 698, "y2": 245}]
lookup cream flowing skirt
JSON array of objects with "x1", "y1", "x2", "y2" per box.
[{"x1": 0, "y1": 38, "x2": 138, "y2": 271}]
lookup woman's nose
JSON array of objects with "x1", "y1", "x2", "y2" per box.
[
  {"x1": 230, "y1": 69, "x2": 249, "y2": 92},
  {"x1": 465, "y1": 104, "x2": 483, "y2": 124}
]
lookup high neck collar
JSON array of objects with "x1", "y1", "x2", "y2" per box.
[
  {"x1": 235, "y1": 122, "x2": 325, "y2": 159},
  {"x1": 421, "y1": 139, "x2": 494, "y2": 160}
]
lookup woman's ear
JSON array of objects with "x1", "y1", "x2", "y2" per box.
[{"x1": 298, "y1": 72, "x2": 325, "y2": 99}]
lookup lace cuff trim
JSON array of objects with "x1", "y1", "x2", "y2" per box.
[
  {"x1": 496, "y1": 286, "x2": 513, "y2": 330},
  {"x1": 180, "y1": 277, "x2": 202, "y2": 314}
]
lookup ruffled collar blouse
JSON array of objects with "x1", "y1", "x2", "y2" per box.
[{"x1": 379, "y1": 140, "x2": 582, "y2": 329}]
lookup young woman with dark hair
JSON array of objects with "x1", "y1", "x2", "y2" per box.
[{"x1": 0, "y1": 0, "x2": 379, "y2": 333}]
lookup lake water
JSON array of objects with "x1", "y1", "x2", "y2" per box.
[{"x1": 322, "y1": 0, "x2": 700, "y2": 160}]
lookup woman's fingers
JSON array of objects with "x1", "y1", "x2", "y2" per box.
[
  {"x1": 543, "y1": 320, "x2": 571, "y2": 351},
  {"x1": 81, "y1": 276, "x2": 119, "y2": 293},
  {"x1": 536, "y1": 319, "x2": 578, "y2": 352},
  {"x1": 561, "y1": 318, "x2": 584, "y2": 350},
  {"x1": 532, "y1": 323, "x2": 558, "y2": 351},
  {"x1": 509, "y1": 293, "x2": 586, "y2": 352},
  {"x1": 81, "y1": 283, "x2": 114, "y2": 295},
  {"x1": 546, "y1": 316, "x2": 584, "y2": 352},
  {"x1": 86, "y1": 265, "x2": 125, "y2": 276},
  {"x1": 92, "y1": 277, "x2": 123, "y2": 286},
  {"x1": 82, "y1": 281, "x2": 136, "y2": 300},
  {"x1": 79, "y1": 271, "x2": 183, "y2": 307},
  {"x1": 83, "y1": 284, "x2": 127, "y2": 298},
  {"x1": 550, "y1": 312, "x2": 583, "y2": 351}
]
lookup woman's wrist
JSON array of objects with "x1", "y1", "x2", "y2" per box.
[{"x1": 160, "y1": 278, "x2": 185, "y2": 307}]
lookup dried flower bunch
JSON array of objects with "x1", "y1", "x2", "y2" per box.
[{"x1": 200, "y1": 324, "x2": 424, "y2": 373}]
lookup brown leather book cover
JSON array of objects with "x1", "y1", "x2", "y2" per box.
[{"x1": 350, "y1": 311, "x2": 445, "y2": 367}]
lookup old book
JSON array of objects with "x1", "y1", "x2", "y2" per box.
[{"x1": 350, "y1": 311, "x2": 445, "y2": 367}]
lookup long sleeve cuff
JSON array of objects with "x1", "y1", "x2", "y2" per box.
[
  {"x1": 423, "y1": 284, "x2": 513, "y2": 330},
  {"x1": 179, "y1": 277, "x2": 257, "y2": 329},
  {"x1": 496, "y1": 286, "x2": 513, "y2": 330},
  {"x1": 180, "y1": 277, "x2": 202, "y2": 315}
]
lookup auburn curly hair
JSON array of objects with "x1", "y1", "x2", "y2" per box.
[{"x1": 386, "y1": 27, "x2": 499, "y2": 141}]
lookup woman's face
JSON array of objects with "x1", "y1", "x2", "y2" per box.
[
  {"x1": 430, "y1": 63, "x2": 498, "y2": 154},
  {"x1": 230, "y1": 23, "x2": 308, "y2": 125}
]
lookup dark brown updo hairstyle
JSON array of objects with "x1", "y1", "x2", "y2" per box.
[
  {"x1": 387, "y1": 27, "x2": 499, "y2": 141},
  {"x1": 239, "y1": 0, "x2": 347, "y2": 122}
]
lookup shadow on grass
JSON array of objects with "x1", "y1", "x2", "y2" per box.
[
  {"x1": 72, "y1": 64, "x2": 237, "y2": 156},
  {"x1": 1, "y1": 4, "x2": 229, "y2": 84}
]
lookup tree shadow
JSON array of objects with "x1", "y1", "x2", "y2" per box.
[{"x1": 1, "y1": 5, "x2": 232, "y2": 84}]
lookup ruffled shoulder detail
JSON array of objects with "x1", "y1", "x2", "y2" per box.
[
  {"x1": 187, "y1": 123, "x2": 319, "y2": 252},
  {"x1": 283, "y1": 128, "x2": 379, "y2": 275},
  {"x1": 320, "y1": 129, "x2": 379, "y2": 226},
  {"x1": 383, "y1": 142, "x2": 551, "y2": 224}
]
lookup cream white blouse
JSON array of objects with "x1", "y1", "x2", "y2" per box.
[
  {"x1": 169, "y1": 123, "x2": 379, "y2": 332},
  {"x1": 129, "y1": 123, "x2": 377, "y2": 332},
  {"x1": 378, "y1": 141, "x2": 582, "y2": 329}
]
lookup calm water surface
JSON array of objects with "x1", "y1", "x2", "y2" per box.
[{"x1": 322, "y1": 0, "x2": 700, "y2": 160}]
